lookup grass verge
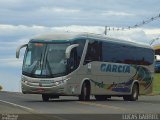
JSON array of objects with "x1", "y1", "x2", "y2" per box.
[{"x1": 153, "y1": 73, "x2": 160, "y2": 94}]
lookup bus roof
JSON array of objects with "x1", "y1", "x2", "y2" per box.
[{"x1": 31, "y1": 32, "x2": 152, "y2": 49}]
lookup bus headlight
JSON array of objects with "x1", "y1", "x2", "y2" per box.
[
  {"x1": 61, "y1": 78, "x2": 70, "y2": 84},
  {"x1": 24, "y1": 81, "x2": 28, "y2": 84},
  {"x1": 55, "y1": 81, "x2": 60, "y2": 86},
  {"x1": 54, "y1": 78, "x2": 69, "y2": 86},
  {"x1": 22, "y1": 78, "x2": 28, "y2": 84},
  {"x1": 22, "y1": 80, "x2": 28, "y2": 85}
]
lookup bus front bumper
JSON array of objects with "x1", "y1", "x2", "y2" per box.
[{"x1": 21, "y1": 76, "x2": 68, "y2": 95}]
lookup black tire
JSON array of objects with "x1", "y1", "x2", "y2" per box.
[
  {"x1": 123, "y1": 84, "x2": 139, "y2": 101},
  {"x1": 79, "y1": 82, "x2": 90, "y2": 101},
  {"x1": 42, "y1": 94, "x2": 49, "y2": 102},
  {"x1": 95, "y1": 95, "x2": 107, "y2": 101},
  {"x1": 123, "y1": 96, "x2": 130, "y2": 101}
]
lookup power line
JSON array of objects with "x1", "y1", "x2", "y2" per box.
[
  {"x1": 104, "y1": 13, "x2": 160, "y2": 34},
  {"x1": 150, "y1": 35, "x2": 160, "y2": 45}
]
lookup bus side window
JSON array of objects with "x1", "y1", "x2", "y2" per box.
[
  {"x1": 69, "y1": 48, "x2": 78, "y2": 72},
  {"x1": 84, "y1": 40, "x2": 102, "y2": 65}
]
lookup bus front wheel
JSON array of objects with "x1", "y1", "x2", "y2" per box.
[
  {"x1": 123, "y1": 83, "x2": 139, "y2": 101},
  {"x1": 79, "y1": 82, "x2": 90, "y2": 101}
]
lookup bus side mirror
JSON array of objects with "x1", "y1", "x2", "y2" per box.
[
  {"x1": 16, "y1": 44, "x2": 27, "y2": 58},
  {"x1": 65, "y1": 44, "x2": 79, "y2": 59}
]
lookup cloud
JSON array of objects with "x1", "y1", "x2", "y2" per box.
[
  {"x1": 0, "y1": 24, "x2": 51, "y2": 37},
  {"x1": 0, "y1": 57, "x2": 23, "y2": 67},
  {"x1": 108, "y1": 29, "x2": 150, "y2": 44},
  {"x1": 101, "y1": 11, "x2": 134, "y2": 16},
  {"x1": 143, "y1": 28, "x2": 160, "y2": 35},
  {"x1": 0, "y1": 0, "x2": 159, "y2": 27},
  {"x1": 0, "y1": 42, "x2": 17, "y2": 51},
  {"x1": 0, "y1": 24, "x2": 159, "y2": 43},
  {"x1": 40, "y1": 7, "x2": 80, "y2": 14},
  {"x1": 50, "y1": 25, "x2": 159, "y2": 44},
  {"x1": 0, "y1": 71, "x2": 21, "y2": 92}
]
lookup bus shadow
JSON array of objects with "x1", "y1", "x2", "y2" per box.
[
  {"x1": 26, "y1": 99, "x2": 78, "y2": 103},
  {"x1": 25, "y1": 98, "x2": 124, "y2": 103}
]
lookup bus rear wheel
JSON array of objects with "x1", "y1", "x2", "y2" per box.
[
  {"x1": 42, "y1": 94, "x2": 49, "y2": 102},
  {"x1": 123, "y1": 83, "x2": 139, "y2": 101},
  {"x1": 79, "y1": 82, "x2": 90, "y2": 101}
]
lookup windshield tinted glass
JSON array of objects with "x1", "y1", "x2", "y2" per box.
[
  {"x1": 23, "y1": 43, "x2": 46, "y2": 76},
  {"x1": 44, "y1": 44, "x2": 69, "y2": 77},
  {"x1": 22, "y1": 42, "x2": 69, "y2": 78}
]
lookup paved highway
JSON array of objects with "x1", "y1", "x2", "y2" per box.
[{"x1": 0, "y1": 91, "x2": 160, "y2": 120}]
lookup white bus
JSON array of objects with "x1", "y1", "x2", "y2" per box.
[{"x1": 16, "y1": 33, "x2": 154, "y2": 101}]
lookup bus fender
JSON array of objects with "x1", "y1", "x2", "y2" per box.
[{"x1": 79, "y1": 78, "x2": 91, "y2": 94}]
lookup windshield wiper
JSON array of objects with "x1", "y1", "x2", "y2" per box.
[
  {"x1": 30, "y1": 52, "x2": 43, "y2": 74},
  {"x1": 45, "y1": 48, "x2": 53, "y2": 76},
  {"x1": 46, "y1": 57, "x2": 53, "y2": 75}
]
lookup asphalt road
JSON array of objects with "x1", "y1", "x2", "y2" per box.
[{"x1": 0, "y1": 91, "x2": 160, "y2": 120}]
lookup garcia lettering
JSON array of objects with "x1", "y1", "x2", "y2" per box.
[{"x1": 101, "y1": 64, "x2": 130, "y2": 73}]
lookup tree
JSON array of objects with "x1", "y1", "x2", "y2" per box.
[{"x1": 0, "y1": 85, "x2": 2, "y2": 91}]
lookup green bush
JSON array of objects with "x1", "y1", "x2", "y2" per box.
[
  {"x1": 153, "y1": 73, "x2": 160, "y2": 94},
  {"x1": 0, "y1": 85, "x2": 2, "y2": 91}
]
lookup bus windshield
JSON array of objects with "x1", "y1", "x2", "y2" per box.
[{"x1": 22, "y1": 42, "x2": 70, "y2": 78}]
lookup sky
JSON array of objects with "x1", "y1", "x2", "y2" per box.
[{"x1": 0, "y1": 0, "x2": 160, "y2": 92}]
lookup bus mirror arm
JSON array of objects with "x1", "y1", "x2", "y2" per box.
[
  {"x1": 16, "y1": 44, "x2": 27, "y2": 58},
  {"x1": 65, "y1": 44, "x2": 79, "y2": 59}
]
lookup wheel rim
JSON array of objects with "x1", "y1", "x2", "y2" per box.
[
  {"x1": 133, "y1": 90, "x2": 137, "y2": 98},
  {"x1": 133, "y1": 87, "x2": 138, "y2": 99},
  {"x1": 83, "y1": 85, "x2": 87, "y2": 99}
]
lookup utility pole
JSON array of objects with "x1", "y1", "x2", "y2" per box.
[{"x1": 104, "y1": 26, "x2": 107, "y2": 35}]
